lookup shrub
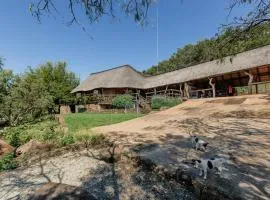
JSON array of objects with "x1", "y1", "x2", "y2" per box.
[
  {"x1": 3, "y1": 120, "x2": 60, "y2": 147},
  {"x1": 76, "y1": 133, "x2": 106, "y2": 147},
  {"x1": 151, "y1": 95, "x2": 182, "y2": 109},
  {"x1": 0, "y1": 153, "x2": 17, "y2": 172},
  {"x1": 60, "y1": 134, "x2": 75, "y2": 146},
  {"x1": 4, "y1": 129, "x2": 21, "y2": 147},
  {"x1": 112, "y1": 94, "x2": 134, "y2": 109}
]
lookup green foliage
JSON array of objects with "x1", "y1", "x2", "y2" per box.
[
  {"x1": 144, "y1": 23, "x2": 270, "y2": 75},
  {"x1": 5, "y1": 130, "x2": 21, "y2": 147},
  {"x1": 60, "y1": 134, "x2": 75, "y2": 146},
  {"x1": 151, "y1": 96, "x2": 182, "y2": 109},
  {"x1": 0, "y1": 153, "x2": 17, "y2": 172},
  {"x1": 76, "y1": 133, "x2": 106, "y2": 147},
  {"x1": 0, "y1": 57, "x2": 3, "y2": 70},
  {"x1": 64, "y1": 113, "x2": 142, "y2": 133},
  {"x1": 3, "y1": 120, "x2": 61, "y2": 147},
  {"x1": 0, "y1": 62, "x2": 79, "y2": 126},
  {"x1": 35, "y1": 62, "x2": 79, "y2": 105},
  {"x1": 75, "y1": 95, "x2": 99, "y2": 105},
  {"x1": 3, "y1": 116, "x2": 120, "y2": 148},
  {"x1": 112, "y1": 94, "x2": 134, "y2": 109},
  {"x1": 0, "y1": 69, "x2": 16, "y2": 126}
]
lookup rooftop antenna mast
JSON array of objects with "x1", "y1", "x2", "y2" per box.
[{"x1": 156, "y1": 4, "x2": 159, "y2": 74}]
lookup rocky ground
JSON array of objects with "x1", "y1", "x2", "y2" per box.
[{"x1": 0, "y1": 148, "x2": 196, "y2": 200}]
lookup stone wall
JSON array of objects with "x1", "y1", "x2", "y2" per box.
[
  {"x1": 75, "y1": 104, "x2": 102, "y2": 113},
  {"x1": 60, "y1": 105, "x2": 71, "y2": 114},
  {"x1": 85, "y1": 104, "x2": 101, "y2": 112}
]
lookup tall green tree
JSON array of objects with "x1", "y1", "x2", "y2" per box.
[
  {"x1": 0, "y1": 69, "x2": 16, "y2": 126},
  {"x1": 0, "y1": 62, "x2": 79, "y2": 126},
  {"x1": 34, "y1": 62, "x2": 80, "y2": 105},
  {"x1": 5, "y1": 70, "x2": 54, "y2": 126},
  {"x1": 144, "y1": 23, "x2": 270, "y2": 75}
]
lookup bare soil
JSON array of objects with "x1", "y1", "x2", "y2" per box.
[{"x1": 93, "y1": 94, "x2": 270, "y2": 200}]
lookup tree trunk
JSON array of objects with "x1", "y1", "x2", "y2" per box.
[{"x1": 209, "y1": 78, "x2": 216, "y2": 98}]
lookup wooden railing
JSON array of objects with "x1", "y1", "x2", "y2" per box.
[
  {"x1": 145, "y1": 89, "x2": 181, "y2": 100},
  {"x1": 251, "y1": 81, "x2": 270, "y2": 94},
  {"x1": 190, "y1": 88, "x2": 212, "y2": 98}
]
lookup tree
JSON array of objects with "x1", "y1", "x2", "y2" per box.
[
  {"x1": 0, "y1": 69, "x2": 16, "y2": 126},
  {"x1": 144, "y1": 22, "x2": 270, "y2": 75},
  {"x1": 0, "y1": 62, "x2": 79, "y2": 126},
  {"x1": 112, "y1": 94, "x2": 134, "y2": 112},
  {"x1": 0, "y1": 58, "x2": 3, "y2": 71},
  {"x1": 29, "y1": 0, "x2": 154, "y2": 26},
  {"x1": 34, "y1": 62, "x2": 80, "y2": 105},
  {"x1": 5, "y1": 71, "x2": 54, "y2": 126}
]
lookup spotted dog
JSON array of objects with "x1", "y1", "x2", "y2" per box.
[
  {"x1": 191, "y1": 136, "x2": 209, "y2": 151},
  {"x1": 192, "y1": 158, "x2": 226, "y2": 179}
]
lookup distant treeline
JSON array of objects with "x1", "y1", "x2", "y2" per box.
[{"x1": 144, "y1": 23, "x2": 270, "y2": 75}]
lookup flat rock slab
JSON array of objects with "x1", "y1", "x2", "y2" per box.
[
  {"x1": 135, "y1": 135, "x2": 270, "y2": 200},
  {"x1": 29, "y1": 183, "x2": 97, "y2": 200}
]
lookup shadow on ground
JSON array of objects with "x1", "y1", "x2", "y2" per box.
[{"x1": 133, "y1": 116, "x2": 270, "y2": 200}]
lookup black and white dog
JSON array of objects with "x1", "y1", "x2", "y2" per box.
[
  {"x1": 192, "y1": 158, "x2": 226, "y2": 179},
  {"x1": 191, "y1": 136, "x2": 209, "y2": 151}
]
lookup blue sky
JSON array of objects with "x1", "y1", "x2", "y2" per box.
[{"x1": 0, "y1": 1, "x2": 251, "y2": 80}]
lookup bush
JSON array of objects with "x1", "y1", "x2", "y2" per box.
[
  {"x1": 112, "y1": 94, "x2": 134, "y2": 109},
  {"x1": 3, "y1": 120, "x2": 60, "y2": 147},
  {"x1": 151, "y1": 95, "x2": 182, "y2": 109},
  {"x1": 60, "y1": 134, "x2": 75, "y2": 146},
  {"x1": 4, "y1": 129, "x2": 21, "y2": 147},
  {"x1": 76, "y1": 133, "x2": 106, "y2": 147},
  {"x1": 0, "y1": 153, "x2": 17, "y2": 172}
]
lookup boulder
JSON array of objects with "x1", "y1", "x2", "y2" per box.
[
  {"x1": 0, "y1": 139, "x2": 14, "y2": 156},
  {"x1": 16, "y1": 140, "x2": 49, "y2": 156},
  {"x1": 29, "y1": 182, "x2": 97, "y2": 200}
]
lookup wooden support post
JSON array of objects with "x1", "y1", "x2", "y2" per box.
[
  {"x1": 209, "y1": 78, "x2": 216, "y2": 98},
  {"x1": 154, "y1": 88, "x2": 157, "y2": 95},
  {"x1": 179, "y1": 83, "x2": 183, "y2": 98},
  {"x1": 244, "y1": 71, "x2": 254, "y2": 94},
  {"x1": 136, "y1": 89, "x2": 139, "y2": 114},
  {"x1": 184, "y1": 82, "x2": 190, "y2": 99}
]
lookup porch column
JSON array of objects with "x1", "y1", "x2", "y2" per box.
[
  {"x1": 184, "y1": 82, "x2": 190, "y2": 99},
  {"x1": 244, "y1": 71, "x2": 254, "y2": 94},
  {"x1": 179, "y1": 83, "x2": 183, "y2": 98},
  {"x1": 209, "y1": 78, "x2": 216, "y2": 98},
  {"x1": 136, "y1": 89, "x2": 140, "y2": 114}
]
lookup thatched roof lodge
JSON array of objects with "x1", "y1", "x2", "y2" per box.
[{"x1": 72, "y1": 45, "x2": 270, "y2": 100}]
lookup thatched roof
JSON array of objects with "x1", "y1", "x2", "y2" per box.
[
  {"x1": 72, "y1": 45, "x2": 270, "y2": 93},
  {"x1": 71, "y1": 65, "x2": 145, "y2": 93}
]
